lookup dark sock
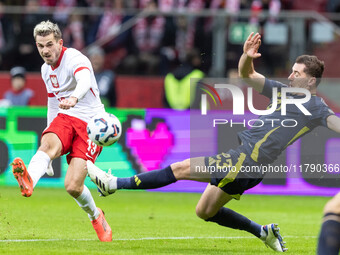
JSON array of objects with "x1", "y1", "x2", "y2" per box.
[
  {"x1": 206, "y1": 207, "x2": 262, "y2": 238},
  {"x1": 117, "y1": 166, "x2": 177, "y2": 189},
  {"x1": 317, "y1": 213, "x2": 340, "y2": 255}
]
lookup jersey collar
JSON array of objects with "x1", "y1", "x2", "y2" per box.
[{"x1": 51, "y1": 46, "x2": 67, "y2": 71}]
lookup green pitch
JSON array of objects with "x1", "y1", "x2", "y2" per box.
[{"x1": 0, "y1": 186, "x2": 329, "y2": 254}]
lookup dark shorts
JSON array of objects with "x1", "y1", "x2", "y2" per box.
[{"x1": 204, "y1": 148, "x2": 262, "y2": 200}]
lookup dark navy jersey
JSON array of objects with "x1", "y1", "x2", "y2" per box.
[{"x1": 237, "y1": 78, "x2": 335, "y2": 164}]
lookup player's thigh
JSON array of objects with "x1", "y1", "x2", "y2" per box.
[
  {"x1": 40, "y1": 132, "x2": 63, "y2": 159},
  {"x1": 324, "y1": 192, "x2": 340, "y2": 214},
  {"x1": 64, "y1": 157, "x2": 87, "y2": 192},
  {"x1": 196, "y1": 183, "x2": 233, "y2": 219}
]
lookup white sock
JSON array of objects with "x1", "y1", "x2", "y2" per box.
[
  {"x1": 28, "y1": 151, "x2": 51, "y2": 187},
  {"x1": 74, "y1": 185, "x2": 100, "y2": 221},
  {"x1": 108, "y1": 176, "x2": 117, "y2": 191}
]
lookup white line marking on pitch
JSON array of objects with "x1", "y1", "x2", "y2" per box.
[{"x1": 0, "y1": 236, "x2": 316, "y2": 243}]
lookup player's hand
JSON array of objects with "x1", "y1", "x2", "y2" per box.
[
  {"x1": 243, "y1": 32, "x2": 262, "y2": 59},
  {"x1": 59, "y1": 97, "x2": 78, "y2": 110}
]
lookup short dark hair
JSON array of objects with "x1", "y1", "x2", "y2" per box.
[{"x1": 295, "y1": 55, "x2": 324, "y2": 86}]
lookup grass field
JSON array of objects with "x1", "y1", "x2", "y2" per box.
[{"x1": 0, "y1": 186, "x2": 330, "y2": 254}]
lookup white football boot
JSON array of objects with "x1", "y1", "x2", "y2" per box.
[
  {"x1": 263, "y1": 223, "x2": 287, "y2": 252},
  {"x1": 86, "y1": 160, "x2": 117, "y2": 196}
]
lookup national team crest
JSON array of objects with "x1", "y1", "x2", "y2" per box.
[{"x1": 50, "y1": 75, "x2": 60, "y2": 88}]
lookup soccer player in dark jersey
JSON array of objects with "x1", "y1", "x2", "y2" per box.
[{"x1": 87, "y1": 32, "x2": 340, "y2": 252}]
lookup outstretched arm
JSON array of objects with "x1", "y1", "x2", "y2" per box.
[
  {"x1": 327, "y1": 115, "x2": 340, "y2": 133},
  {"x1": 238, "y1": 32, "x2": 265, "y2": 93}
]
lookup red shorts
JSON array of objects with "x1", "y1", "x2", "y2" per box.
[{"x1": 42, "y1": 113, "x2": 102, "y2": 164}]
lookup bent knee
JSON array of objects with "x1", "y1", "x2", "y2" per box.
[
  {"x1": 39, "y1": 143, "x2": 60, "y2": 159},
  {"x1": 39, "y1": 142, "x2": 52, "y2": 153},
  {"x1": 39, "y1": 134, "x2": 62, "y2": 159},
  {"x1": 171, "y1": 159, "x2": 190, "y2": 180},
  {"x1": 195, "y1": 204, "x2": 218, "y2": 220},
  {"x1": 65, "y1": 182, "x2": 83, "y2": 198}
]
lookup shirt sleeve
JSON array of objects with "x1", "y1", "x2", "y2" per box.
[
  {"x1": 68, "y1": 53, "x2": 93, "y2": 100},
  {"x1": 71, "y1": 68, "x2": 92, "y2": 100},
  {"x1": 309, "y1": 97, "x2": 335, "y2": 127},
  {"x1": 70, "y1": 54, "x2": 92, "y2": 77},
  {"x1": 261, "y1": 78, "x2": 287, "y2": 98}
]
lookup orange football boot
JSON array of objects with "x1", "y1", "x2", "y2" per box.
[
  {"x1": 91, "y1": 208, "x2": 112, "y2": 242},
  {"x1": 11, "y1": 157, "x2": 33, "y2": 197}
]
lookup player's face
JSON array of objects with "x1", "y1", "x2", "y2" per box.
[
  {"x1": 36, "y1": 34, "x2": 63, "y2": 67},
  {"x1": 287, "y1": 63, "x2": 311, "y2": 89}
]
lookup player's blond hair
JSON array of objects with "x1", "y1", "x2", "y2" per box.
[{"x1": 33, "y1": 20, "x2": 62, "y2": 41}]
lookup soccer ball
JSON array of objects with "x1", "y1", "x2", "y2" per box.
[{"x1": 87, "y1": 112, "x2": 122, "y2": 146}]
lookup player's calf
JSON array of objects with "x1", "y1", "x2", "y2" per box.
[{"x1": 87, "y1": 161, "x2": 177, "y2": 195}]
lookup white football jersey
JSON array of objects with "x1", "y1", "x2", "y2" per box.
[{"x1": 41, "y1": 47, "x2": 105, "y2": 125}]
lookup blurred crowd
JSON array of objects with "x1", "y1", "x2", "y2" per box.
[
  {"x1": 1, "y1": 0, "x2": 339, "y2": 108},
  {"x1": 0, "y1": 0, "x2": 294, "y2": 76}
]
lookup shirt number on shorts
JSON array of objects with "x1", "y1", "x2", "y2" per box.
[{"x1": 87, "y1": 139, "x2": 98, "y2": 156}]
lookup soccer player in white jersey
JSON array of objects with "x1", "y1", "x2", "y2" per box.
[{"x1": 11, "y1": 20, "x2": 112, "y2": 242}]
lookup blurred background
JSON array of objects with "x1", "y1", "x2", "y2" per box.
[{"x1": 0, "y1": 0, "x2": 340, "y2": 196}]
